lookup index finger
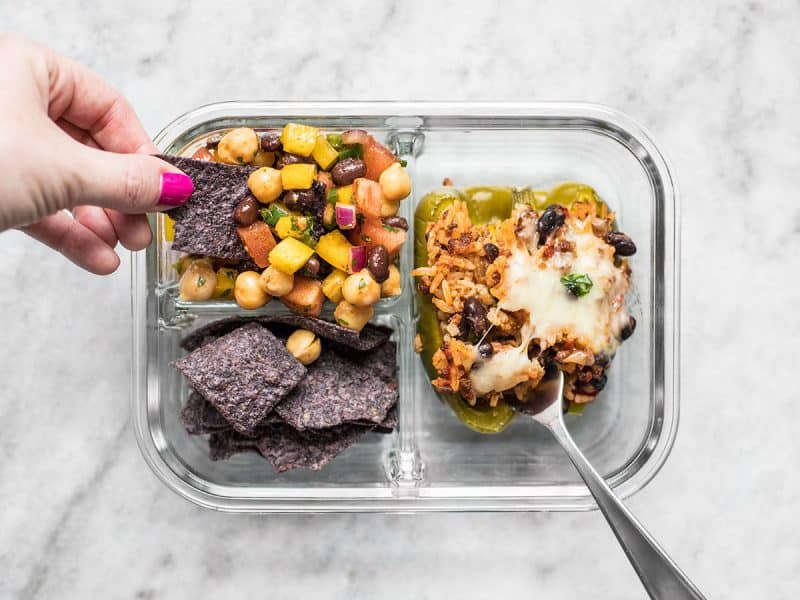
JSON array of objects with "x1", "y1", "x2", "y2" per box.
[{"x1": 45, "y1": 46, "x2": 157, "y2": 154}]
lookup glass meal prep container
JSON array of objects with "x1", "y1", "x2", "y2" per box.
[{"x1": 132, "y1": 102, "x2": 679, "y2": 513}]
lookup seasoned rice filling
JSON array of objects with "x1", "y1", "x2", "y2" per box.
[{"x1": 412, "y1": 197, "x2": 636, "y2": 408}]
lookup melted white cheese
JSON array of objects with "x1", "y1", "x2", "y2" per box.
[
  {"x1": 469, "y1": 344, "x2": 534, "y2": 396},
  {"x1": 497, "y1": 223, "x2": 628, "y2": 354}
]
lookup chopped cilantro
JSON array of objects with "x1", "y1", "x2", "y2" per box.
[
  {"x1": 382, "y1": 223, "x2": 398, "y2": 233},
  {"x1": 400, "y1": 159, "x2": 408, "y2": 167},
  {"x1": 197, "y1": 276, "x2": 206, "y2": 287},
  {"x1": 358, "y1": 279, "x2": 367, "y2": 290},
  {"x1": 338, "y1": 144, "x2": 363, "y2": 160},
  {"x1": 260, "y1": 205, "x2": 288, "y2": 227},
  {"x1": 560, "y1": 273, "x2": 593, "y2": 297}
]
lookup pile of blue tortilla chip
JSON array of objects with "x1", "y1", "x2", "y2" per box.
[{"x1": 173, "y1": 316, "x2": 398, "y2": 472}]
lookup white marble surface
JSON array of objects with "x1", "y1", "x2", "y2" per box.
[{"x1": 0, "y1": 0, "x2": 797, "y2": 597}]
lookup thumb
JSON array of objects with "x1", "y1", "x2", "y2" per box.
[{"x1": 71, "y1": 146, "x2": 193, "y2": 213}]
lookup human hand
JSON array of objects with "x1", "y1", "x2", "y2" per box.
[{"x1": 0, "y1": 34, "x2": 193, "y2": 274}]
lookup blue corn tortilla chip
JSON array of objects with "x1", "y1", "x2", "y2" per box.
[
  {"x1": 185, "y1": 391, "x2": 397, "y2": 436},
  {"x1": 208, "y1": 423, "x2": 371, "y2": 470},
  {"x1": 181, "y1": 391, "x2": 232, "y2": 434},
  {"x1": 172, "y1": 323, "x2": 305, "y2": 435},
  {"x1": 274, "y1": 341, "x2": 398, "y2": 430},
  {"x1": 353, "y1": 406, "x2": 398, "y2": 433},
  {"x1": 259, "y1": 314, "x2": 391, "y2": 353},
  {"x1": 180, "y1": 316, "x2": 254, "y2": 352},
  {"x1": 255, "y1": 423, "x2": 371, "y2": 472},
  {"x1": 159, "y1": 155, "x2": 255, "y2": 260},
  {"x1": 180, "y1": 315, "x2": 391, "y2": 353}
]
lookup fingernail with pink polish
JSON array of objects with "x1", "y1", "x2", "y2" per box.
[{"x1": 159, "y1": 172, "x2": 194, "y2": 206}]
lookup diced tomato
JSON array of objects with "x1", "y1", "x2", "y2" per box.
[
  {"x1": 281, "y1": 276, "x2": 323, "y2": 317},
  {"x1": 341, "y1": 129, "x2": 371, "y2": 146},
  {"x1": 192, "y1": 147, "x2": 213, "y2": 161},
  {"x1": 349, "y1": 217, "x2": 407, "y2": 261},
  {"x1": 363, "y1": 139, "x2": 397, "y2": 181},
  {"x1": 237, "y1": 221, "x2": 276, "y2": 268},
  {"x1": 316, "y1": 171, "x2": 333, "y2": 197},
  {"x1": 353, "y1": 178, "x2": 383, "y2": 219}
]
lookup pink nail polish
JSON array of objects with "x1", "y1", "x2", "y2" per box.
[{"x1": 159, "y1": 172, "x2": 194, "y2": 206}]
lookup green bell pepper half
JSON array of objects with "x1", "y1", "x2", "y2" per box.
[{"x1": 414, "y1": 183, "x2": 608, "y2": 433}]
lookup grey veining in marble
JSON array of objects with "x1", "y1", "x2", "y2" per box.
[{"x1": 1, "y1": 0, "x2": 799, "y2": 598}]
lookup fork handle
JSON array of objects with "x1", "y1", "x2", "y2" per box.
[{"x1": 549, "y1": 419, "x2": 705, "y2": 600}]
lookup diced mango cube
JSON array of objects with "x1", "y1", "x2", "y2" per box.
[
  {"x1": 212, "y1": 268, "x2": 238, "y2": 299},
  {"x1": 274, "y1": 215, "x2": 312, "y2": 241},
  {"x1": 312, "y1": 135, "x2": 339, "y2": 170},
  {"x1": 274, "y1": 216, "x2": 294, "y2": 240},
  {"x1": 316, "y1": 230, "x2": 353, "y2": 273},
  {"x1": 330, "y1": 184, "x2": 354, "y2": 205},
  {"x1": 280, "y1": 163, "x2": 317, "y2": 190},
  {"x1": 280, "y1": 123, "x2": 319, "y2": 157},
  {"x1": 268, "y1": 238, "x2": 315, "y2": 275}
]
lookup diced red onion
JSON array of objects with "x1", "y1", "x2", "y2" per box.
[
  {"x1": 349, "y1": 245, "x2": 367, "y2": 273},
  {"x1": 335, "y1": 203, "x2": 357, "y2": 229}
]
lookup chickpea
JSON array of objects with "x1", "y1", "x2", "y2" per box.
[
  {"x1": 234, "y1": 271, "x2": 270, "y2": 309},
  {"x1": 285, "y1": 329, "x2": 322, "y2": 365},
  {"x1": 380, "y1": 197, "x2": 400, "y2": 217},
  {"x1": 259, "y1": 265, "x2": 294, "y2": 297},
  {"x1": 179, "y1": 258, "x2": 216, "y2": 301},
  {"x1": 216, "y1": 127, "x2": 259, "y2": 165},
  {"x1": 381, "y1": 264, "x2": 402, "y2": 297},
  {"x1": 334, "y1": 300, "x2": 374, "y2": 332},
  {"x1": 341, "y1": 269, "x2": 381, "y2": 307},
  {"x1": 247, "y1": 167, "x2": 283, "y2": 204},
  {"x1": 378, "y1": 163, "x2": 411, "y2": 202}
]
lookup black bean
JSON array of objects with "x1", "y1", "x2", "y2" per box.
[
  {"x1": 300, "y1": 256, "x2": 321, "y2": 278},
  {"x1": 462, "y1": 297, "x2": 489, "y2": 337},
  {"x1": 620, "y1": 316, "x2": 636, "y2": 340},
  {"x1": 205, "y1": 135, "x2": 221, "y2": 150},
  {"x1": 537, "y1": 205, "x2": 566, "y2": 244},
  {"x1": 366, "y1": 245, "x2": 390, "y2": 283},
  {"x1": 331, "y1": 158, "x2": 366, "y2": 186},
  {"x1": 381, "y1": 216, "x2": 409, "y2": 231},
  {"x1": 282, "y1": 189, "x2": 317, "y2": 214},
  {"x1": 478, "y1": 342, "x2": 494, "y2": 358},
  {"x1": 260, "y1": 133, "x2": 281, "y2": 152},
  {"x1": 276, "y1": 152, "x2": 311, "y2": 169},
  {"x1": 310, "y1": 180, "x2": 329, "y2": 240},
  {"x1": 605, "y1": 231, "x2": 637, "y2": 256},
  {"x1": 483, "y1": 243, "x2": 499, "y2": 263},
  {"x1": 233, "y1": 195, "x2": 259, "y2": 226},
  {"x1": 590, "y1": 374, "x2": 608, "y2": 392},
  {"x1": 594, "y1": 352, "x2": 609, "y2": 367},
  {"x1": 317, "y1": 258, "x2": 333, "y2": 278}
]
